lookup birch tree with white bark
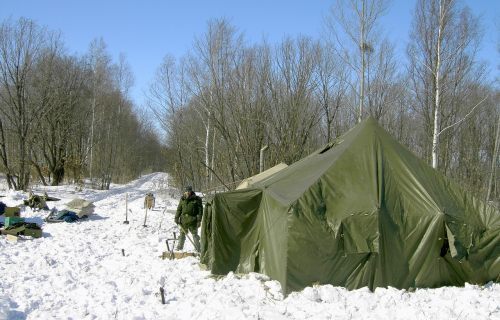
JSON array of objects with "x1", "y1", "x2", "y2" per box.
[{"x1": 408, "y1": 0, "x2": 484, "y2": 169}]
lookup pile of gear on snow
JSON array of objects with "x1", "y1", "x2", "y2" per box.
[
  {"x1": 0, "y1": 192, "x2": 95, "y2": 241},
  {"x1": 0, "y1": 194, "x2": 44, "y2": 239},
  {"x1": 45, "y1": 198, "x2": 95, "y2": 223}
]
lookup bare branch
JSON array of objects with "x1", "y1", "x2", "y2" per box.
[{"x1": 438, "y1": 95, "x2": 488, "y2": 136}]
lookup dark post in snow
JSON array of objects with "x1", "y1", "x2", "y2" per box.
[
  {"x1": 121, "y1": 249, "x2": 125, "y2": 256},
  {"x1": 159, "y1": 287, "x2": 165, "y2": 304},
  {"x1": 123, "y1": 193, "x2": 129, "y2": 224},
  {"x1": 166, "y1": 237, "x2": 176, "y2": 260}
]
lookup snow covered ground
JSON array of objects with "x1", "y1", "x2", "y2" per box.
[{"x1": 0, "y1": 172, "x2": 498, "y2": 320}]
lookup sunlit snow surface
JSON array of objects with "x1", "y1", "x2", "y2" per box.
[{"x1": 0, "y1": 173, "x2": 498, "y2": 320}]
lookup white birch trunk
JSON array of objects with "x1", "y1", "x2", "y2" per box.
[
  {"x1": 205, "y1": 111, "x2": 211, "y2": 187},
  {"x1": 210, "y1": 130, "x2": 216, "y2": 184},
  {"x1": 432, "y1": 0, "x2": 444, "y2": 169},
  {"x1": 89, "y1": 86, "x2": 96, "y2": 182}
]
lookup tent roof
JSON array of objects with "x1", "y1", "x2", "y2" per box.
[
  {"x1": 253, "y1": 117, "x2": 402, "y2": 204},
  {"x1": 236, "y1": 163, "x2": 288, "y2": 190}
]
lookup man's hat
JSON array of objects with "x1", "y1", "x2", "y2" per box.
[{"x1": 184, "y1": 186, "x2": 193, "y2": 192}]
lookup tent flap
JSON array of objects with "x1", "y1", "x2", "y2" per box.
[{"x1": 341, "y1": 211, "x2": 379, "y2": 254}]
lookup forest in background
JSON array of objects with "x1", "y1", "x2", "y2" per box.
[
  {"x1": 0, "y1": 20, "x2": 166, "y2": 190},
  {"x1": 147, "y1": 0, "x2": 499, "y2": 204},
  {"x1": 0, "y1": 0, "x2": 498, "y2": 204}
]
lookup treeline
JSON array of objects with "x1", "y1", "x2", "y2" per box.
[
  {"x1": 147, "y1": 0, "x2": 499, "y2": 203},
  {"x1": 0, "y1": 17, "x2": 165, "y2": 190}
]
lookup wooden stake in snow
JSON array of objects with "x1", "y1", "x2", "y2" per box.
[
  {"x1": 121, "y1": 249, "x2": 125, "y2": 256},
  {"x1": 165, "y1": 238, "x2": 176, "y2": 260},
  {"x1": 123, "y1": 193, "x2": 129, "y2": 224},
  {"x1": 159, "y1": 287, "x2": 165, "y2": 304},
  {"x1": 143, "y1": 207, "x2": 148, "y2": 227}
]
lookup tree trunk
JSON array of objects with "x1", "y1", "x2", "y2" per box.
[
  {"x1": 205, "y1": 110, "x2": 211, "y2": 187},
  {"x1": 431, "y1": 0, "x2": 444, "y2": 169},
  {"x1": 486, "y1": 115, "x2": 500, "y2": 202},
  {"x1": 31, "y1": 160, "x2": 48, "y2": 186},
  {"x1": 18, "y1": 136, "x2": 30, "y2": 190},
  {"x1": 0, "y1": 119, "x2": 16, "y2": 189},
  {"x1": 358, "y1": 0, "x2": 366, "y2": 123},
  {"x1": 52, "y1": 159, "x2": 65, "y2": 186}
]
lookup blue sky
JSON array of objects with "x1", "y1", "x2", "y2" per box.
[{"x1": 1, "y1": 1, "x2": 498, "y2": 107}]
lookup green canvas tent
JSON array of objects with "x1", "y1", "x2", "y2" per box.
[{"x1": 200, "y1": 117, "x2": 500, "y2": 293}]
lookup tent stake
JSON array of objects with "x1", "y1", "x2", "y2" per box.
[
  {"x1": 143, "y1": 207, "x2": 148, "y2": 227},
  {"x1": 166, "y1": 239, "x2": 175, "y2": 260}
]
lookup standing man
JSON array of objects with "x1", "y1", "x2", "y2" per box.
[{"x1": 175, "y1": 186, "x2": 203, "y2": 252}]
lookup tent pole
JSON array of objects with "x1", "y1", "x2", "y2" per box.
[{"x1": 260, "y1": 145, "x2": 268, "y2": 173}]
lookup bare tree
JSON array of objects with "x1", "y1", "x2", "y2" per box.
[
  {"x1": 0, "y1": 18, "x2": 56, "y2": 190},
  {"x1": 325, "y1": 0, "x2": 390, "y2": 123},
  {"x1": 99, "y1": 54, "x2": 135, "y2": 188},
  {"x1": 267, "y1": 37, "x2": 322, "y2": 165},
  {"x1": 146, "y1": 54, "x2": 193, "y2": 187},
  {"x1": 365, "y1": 39, "x2": 401, "y2": 122},
  {"x1": 32, "y1": 54, "x2": 86, "y2": 185},
  {"x1": 408, "y1": 0, "x2": 484, "y2": 169},
  {"x1": 85, "y1": 38, "x2": 112, "y2": 184},
  {"x1": 188, "y1": 19, "x2": 245, "y2": 187},
  {"x1": 314, "y1": 43, "x2": 349, "y2": 142},
  {"x1": 146, "y1": 55, "x2": 188, "y2": 133}
]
